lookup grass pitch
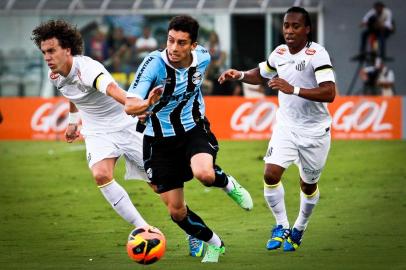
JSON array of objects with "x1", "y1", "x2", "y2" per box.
[{"x1": 0, "y1": 140, "x2": 405, "y2": 270}]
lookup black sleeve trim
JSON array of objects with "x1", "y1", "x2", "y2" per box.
[
  {"x1": 92, "y1": 72, "x2": 104, "y2": 89},
  {"x1": 315, "y1": 65, "x2": 333, "y2": 72},
  {"x1": 266, "y1": 60, "x2": 276, "y2": 71}
]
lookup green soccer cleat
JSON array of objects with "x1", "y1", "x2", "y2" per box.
[
  {"x1": 226, "y1": 175, "x2": 253, "y2": 211},
  {"x1": 201, "y1": 243, "x2": 225, "y2": 263}
]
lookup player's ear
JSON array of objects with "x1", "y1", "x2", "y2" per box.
[
  {"x1": 66, "y1": 47, "x2": 71, "y2": 56},
  {"x1": 191, "y1": 42, "x2": 197, "y2": 51},
  {"x1": 305, "y1": 25, "x2": 310, "y2": 36}
]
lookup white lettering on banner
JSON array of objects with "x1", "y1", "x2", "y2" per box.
[
  {"x1": 332, "y1": 101, "x2": 392, "y2": 132},
  {"x1": 230, "y1": 101, "x2": 278, "y2": 132},
  {"x1": 31, "y1": 102, "x2": 70, "y2": 133}
]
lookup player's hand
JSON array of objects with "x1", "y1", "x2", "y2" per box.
[
  {"x1": 147, "y1": 85, "x2": 164, "y2": 106},
  {"x1": 218, "y1": 69, "x2": 242, "y2": 84},
  {"x1": 137, "y1": 112, "x2": 152, "y2": 123},
  {"x1": 268, "y1": 78, "x2": 294, "y2": 94},
  {"x1": 65, "y1": 123, "x2": 79, "y2": 143}
]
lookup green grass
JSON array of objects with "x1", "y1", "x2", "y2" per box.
[{"x1": 1, "y1": 140, "x2": 406, "y2": 270}]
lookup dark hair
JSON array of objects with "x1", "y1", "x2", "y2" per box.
[
  {"x1": 286, "y1": 6, "x2": 312, "y2": 42},
  {"x1": 168, "y1": 15, "x2": 199, "y2": 43},
  {"x1": 374, "y1": 1, "x2": 385, "y2": 8},
  {"x1": 31, "y1": 19, "x2": 83, "y2": 55}
]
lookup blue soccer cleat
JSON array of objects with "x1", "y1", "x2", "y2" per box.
[
  {"x1": 283, "y1": 227, "x2": 304, "y2": 251},
  {"x1": 266, "y1": 225, "x2": 290, "y2": 250},
  {"x1": 188, "y1": 235, "x2": 205, "y2": 257}
]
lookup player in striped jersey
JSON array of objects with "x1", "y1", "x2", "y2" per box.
[
  {"x1": 219, "y1": 7, "x2": 336, "y2": 251},
  {"x1": 125, "y1": 15, "x2": 253, "y2": 263}
]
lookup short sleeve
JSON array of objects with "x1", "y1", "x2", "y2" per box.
[
  {"x1": 311, "y1": 48, "x2": 335, "y2": 84},
  {"x1": 128, "y1": 56, "x2": 160, "y2": 99},
  {"x1": 259, "y1": 52, "x2": 277, "y2": 79},
  {"x1": 81, "y1": 58, "x2": 115, "y2": 91}
]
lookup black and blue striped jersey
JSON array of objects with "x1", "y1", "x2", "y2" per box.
[{"x1": 127, "y1": 45, "x2": 210, "y2": 137}]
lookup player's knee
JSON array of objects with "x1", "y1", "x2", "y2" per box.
[
  {"x1": 194, "y1": 169, "x2": 215, "y2": 186},
  {"x1": 169, "y1": 205, "x2": 187, "y2": 222},
  {"x1": 264, "y1": 171, "x2": 281, "y2": 185},
  {"x1": 300, "y1": 179, "x2": 318, "y2": 195},
  {"x1": 92, "y1": 169, "x2": 113, "y2": 186}
]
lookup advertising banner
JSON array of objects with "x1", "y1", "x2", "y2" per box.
[
  {"x1": 204, "y1": 96, "x2": 403, "y2": 140},
  {"x1": 0, "y1": 96, "x2": 403, "y2": 140}
]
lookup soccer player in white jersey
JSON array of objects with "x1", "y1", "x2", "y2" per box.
[
  {"x1": 30, "y1": 20, "x2": 161, "y2": 231},
  {"x1": 219, "y1": 6, "x2": 336, "y2": 251}
]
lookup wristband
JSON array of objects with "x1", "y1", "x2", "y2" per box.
[
  {"x1": 293, "y1": 86, "x2": 300, "y2": 96},
  {"x1": 68, "y1": 112, "x2": 80, "y2": 124},
  {"x1": 238, "y1": 71, "x2": 245, "y2": 80}
]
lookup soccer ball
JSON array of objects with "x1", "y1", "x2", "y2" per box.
[{"x1": 126, "y1": 226, "x2": 166, "y2": 265}]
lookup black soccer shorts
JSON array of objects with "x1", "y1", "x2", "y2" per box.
[{"x1": 143, "y1": 119, "x2": 219, "y2": 193}]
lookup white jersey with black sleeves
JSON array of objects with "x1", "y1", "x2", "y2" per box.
[
  {"x1": 259, "y1": 42, "x2": 335, "y2": 136},
  {"x1": 49, "y1": 55, "x2": 136, "y2": 135}
]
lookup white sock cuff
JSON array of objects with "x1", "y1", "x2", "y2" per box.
[
  {"x1": 98, "y1": 179, "x2": 116, "y2": 188},
  {"x1": 264, "y1": 182, "x2": 284, "y2": 195},
  {"x1": 300, "y1": 188, "x2": 320, "y2": 203}
]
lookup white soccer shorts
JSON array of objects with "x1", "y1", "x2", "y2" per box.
[
  {"x1": 83, "y1": 124, "x2": 148, "y2": 181},
  {"x1": 263, "y1": 124, "x2": 331, "y2": 184}
]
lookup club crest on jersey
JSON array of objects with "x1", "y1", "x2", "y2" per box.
[
  {"x1": 50, "y1": 72, "x2": 59, "y2": 80},
  {"x1": 305, "y1": 48, "x2": 316, "y2": 55},
  {"x1": 192, "y1": 71, "x2": 202, "y2": 85},
  {"x1": 296, "y1": 60, "x2": 306, "y2": 71},
  {"x1": 276, "y1": 48, "x2": 287, "y2": 55}
]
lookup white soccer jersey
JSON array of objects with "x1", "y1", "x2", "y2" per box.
[
  {"x1": 49, "y1": 56, "x2": 135, "y2": 135},
  {"x1": 259, "y1": 42, "x2": 335, "y2": 136}
]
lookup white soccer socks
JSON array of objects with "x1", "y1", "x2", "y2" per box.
[
  {"x1": 264, "y1": 182, "x2": 289, "y2": 228},
  {"x1": 293, "y1": 187, "x2": 320, "y2": 231},
  {"x1": 99, "y1": 179, "x2": 148, "y2": 227}
]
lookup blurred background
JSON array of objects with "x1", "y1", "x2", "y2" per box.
[{"x1": 0, "y1": 0, "x2": 404, "y2": 97}]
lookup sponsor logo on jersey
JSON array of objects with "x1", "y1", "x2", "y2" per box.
[
  {"x1": 296, "y1": 60, "x2": 306, "y2": 71},
  {"x1": 50, "y1": 72, "x2": 59, "y2": 80},
  {"x1": 305, "y1": 48, "x2": 316, "y2": 55},
  {"x1": 276, "y1": 47, "x2": 287, "y2": 55},
  {"x1": 133, "y1": 56, "x2": 153, "y2": 88},
  {"x1": 192, "y1": 71, "x2": 202, "y2": 85}
]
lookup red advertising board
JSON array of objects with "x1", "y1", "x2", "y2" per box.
[{"x1": 0, "y1": 96, "x2": 403, "y2": 140}]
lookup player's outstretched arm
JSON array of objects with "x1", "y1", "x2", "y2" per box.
[
  {"x1": 218, "y1": 67, "x2": 266, "y2": 85},
  {"x1": 125, "y1": 85, "x2": 163, "y2": 116},
  {"x1": 105, "y1": 82, "x2": 127, "y2": 105}
]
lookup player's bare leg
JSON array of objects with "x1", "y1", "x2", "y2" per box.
[{"x1": 191, "y1": 153, "x2": 253, "y2": 210}]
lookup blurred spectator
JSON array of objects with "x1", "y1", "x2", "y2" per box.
[
  {"x1": 105, "y1": 27, "x2": 131, "y2": 73},
  {"x1": 88, "y1": 26, "x2": 108, "y2": 63},
  {"x1": 359, "y1": 53, "x2": 381, "y2": 95},
  {"x1": 359, "y1": 1, "x2": 394, "y2": 58},
  {"x1": 135, "y1": 26, "x2": 158, "y2": 64},
  {"x1": 377, "y1": 64, "x2": 395, "y2": 96},
  {"x1": 203, "y1": 31, "x2": 241, "y2": 95},
  {"x1": 359, "y1": 54, "x2": 394, "y2": 96}
]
